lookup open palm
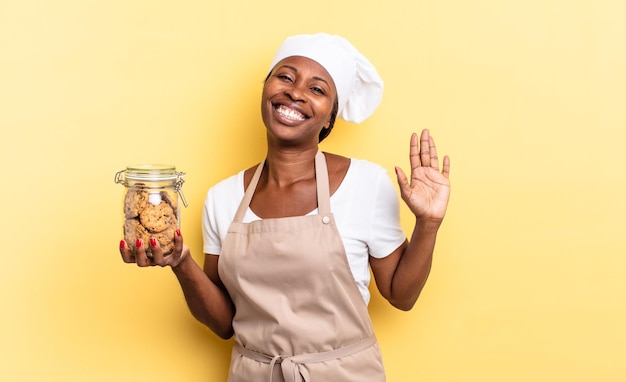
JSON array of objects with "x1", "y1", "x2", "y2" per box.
[{"x1": 395, "y1": 130, "x2": 451, "y2": 221}]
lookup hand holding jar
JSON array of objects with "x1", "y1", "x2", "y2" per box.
[
  {"x1": 115, "y1": 164, "x2": 188, "y2": 266},
  {"x1": 119, "y1": 226, "x2": 191, "y2": 268}
]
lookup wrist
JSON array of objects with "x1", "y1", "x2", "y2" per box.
[
  {"x1": 171, "y1": 250, "x2": 192, "y2": 272},
  {"x1": 414, "y1": 216, "x2": 443, "y2": 232}
]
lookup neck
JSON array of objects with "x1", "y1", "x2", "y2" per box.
[{"x1": 263, "y1": 147, "x2": 319, "y2": 187}]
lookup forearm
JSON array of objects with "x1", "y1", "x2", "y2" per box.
[
  {"x1": 389, "y1": 218, "x2": 441, "y2": 311},
  {"x1": 172, "y1": 255, "x2": 234, "y2": 339}
]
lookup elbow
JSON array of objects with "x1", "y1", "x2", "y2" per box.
[
  {"x1": 386, "y1": 288, "x2": 422, "y2": 311},
  {"x1": 386, "y1": 276, "x2": 429, "y2": 311},
  {"x1": 395, "y1": 302, "x2": 416, "y2": 312},
  {"x1": 205, "y1": 321, "x2": 234, "y2": 340},
  {"x1": 215, "y1": 327, "x2": 234, "y2": 340},
  {"x1": 389, "y1": 298, "x2": 417, "y2": 312},
  {"x1": 191, "y1": 312, "x2": 234, "y2": 340}
]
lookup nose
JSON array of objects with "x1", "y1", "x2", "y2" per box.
[{"x1": 284, "y1": 81, "x2": 306, "y2": 101}]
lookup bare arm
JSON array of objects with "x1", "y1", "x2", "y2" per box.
[
  {"x1": 172, "y1": 252, "x2": 234, "y2": 339},
  {"x1": 370, "y1": 130, "x2": 451, "y2": 311},
  {"x1": 120, "y1": 231, "x2": 234, "y2": 339},
  {"x1": 370, "y1": 220, "x2": 440, "y2": 311}
]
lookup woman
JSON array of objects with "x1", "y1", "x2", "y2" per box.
[{"x1": 120, "y1": 33, "x2": 451, "y2": 381}]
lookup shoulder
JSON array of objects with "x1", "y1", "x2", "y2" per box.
[
  {"x1": 322, "y1": 152, "x2": 388, "y2": 178},
  {"x1": 323, "y1": 152, "x2": 350, "y2": 174},
  {"x1": 345, "y1": 156, "x2": 391, "y2": 184},
  {"x1": 327, "y1": 153, "x2": 394, "y2": 200},
  {"x1": 206, "y1": 170, "x2": 245, "y2": 203},
  {"x1": 203, "y1": 170, "x2": 245, "y2": 232},
  {"x1": 348, "y1": 157, "x2": 388, "y2": 173},
  {"x1": 341, "y1": 157, "x2": 397, "y2": 203},
  {"x1": 320, "y1": 151, "x2": 390, "y2": 185},
  {"x1": 211, "y1": 171, "x2": 242, "y2": 192}
]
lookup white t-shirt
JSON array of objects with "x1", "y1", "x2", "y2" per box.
[{"x1": 202, "y1": 158, "x2": 407, "y2": 304}]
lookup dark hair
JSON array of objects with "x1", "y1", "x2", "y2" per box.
[
  {"x1": 263, "y1": 72, "x2": 339, "y2": 143},
  {"x1": 318, "y1": 99, "x2": 338, "y2": 142}
]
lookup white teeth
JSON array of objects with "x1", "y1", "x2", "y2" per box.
[{"x1": 276, "y1": 105, "x2": 305, "y2": 121}]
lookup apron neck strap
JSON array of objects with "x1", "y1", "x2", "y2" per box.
[
  {"x1": 314, "y1": 151, "x2": 331, "y2": 216},
  {"x1": 234, "y1": 151, "x2": 331, "y2": 222}
]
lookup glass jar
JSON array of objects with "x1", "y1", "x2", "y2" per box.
[{"x1": 115, "y1": 164, "x2": 187, "y2": 256}]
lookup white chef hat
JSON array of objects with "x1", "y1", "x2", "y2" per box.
[{"x1": 268, "y1": 33, "x2": 384, "y2": 124}]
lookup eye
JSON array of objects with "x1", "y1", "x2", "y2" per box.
[
  {"x1": 310, "y1": 86, "x2": 325, "y2": 95},
  {"x1": 276, "y1": 73, "x2": 293, "y2": 82}
]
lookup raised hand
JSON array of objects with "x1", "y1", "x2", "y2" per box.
[{"x1": 395, "y1": 129, "x2": 451, "y2": 223}]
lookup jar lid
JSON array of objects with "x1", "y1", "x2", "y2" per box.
[
  {"x1": 124, "y1": 164, "x2": 178, "y2": 181},
  {"x1": 115, "y1": 164, "x2": 188, "y2": 208}
]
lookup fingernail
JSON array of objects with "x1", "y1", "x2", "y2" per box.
[
  {"x1": 149, "y1": 238, "x2": 157, "y2": 247},
  {"x1": 119, "y1": 240, "x2": 126, "y2": 249},
  {"x1": 136, "y1": 238, "x2": 142, "y2": 248},
  {"x1": 176, "y1": 229, "x2": 181, "y2": 237}
]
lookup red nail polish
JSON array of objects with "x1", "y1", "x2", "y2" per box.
[
  {"x1": 119, "y1": 240, "x2": 126, "y2": 249},
  {"x1": 176, "y1": 229, "x2": 181, "y2": 237},
  {"x1": 136, "y1": 238, "x2": 142, "y2": 248},
  {"x1": 150, "y1": 238, "x2": 157, "y2": 247}
]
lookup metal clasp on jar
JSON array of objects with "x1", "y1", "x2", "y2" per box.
[
  {"x1": 114, "y1": 170, "x2": 127, "y2": 185},
  {"x1": 174, "y1": 171, "x2": 188, "y2": 208}
]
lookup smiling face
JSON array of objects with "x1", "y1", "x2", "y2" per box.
[{"x1": 261, "y1": 56, "x2": 338, "y2": 146}]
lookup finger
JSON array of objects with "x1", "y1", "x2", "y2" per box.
[
  {"x1": 173, "y1": 229, "x2": 183, "y2": 253},
  {"x1": 428, "y1": 136, "x2": 440, "y2": 170},
  {"x1": 442, "y1": 155, "x2": 451, "y2": 178},
  {"x1": 119, "y1": 240, "x2": 136, "y2": 263},
  {"x1": 409, "y1": 132, "x2": 421, "y2": 170},
  {"x1": 171, "y1": 229, "x2": 184, "y2": 262},
  {"x1": 419, "y1": 129, "x2": 431, "y2": 168},
  {"x1": 134, "y1": 239, "x2": 152, "y2": 267},
  {"x1": 394, "y1": 166, "x2": 410, "y2": 198},
  {"x1": 149, "y1": 237, "x2": 166, "y2": 266}
]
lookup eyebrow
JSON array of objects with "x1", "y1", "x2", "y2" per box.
[{"x1": 278, "y1": 65, "x2": 331, "y2": 86}]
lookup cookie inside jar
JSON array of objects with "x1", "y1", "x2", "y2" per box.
[{"x1": 123, "y1": 188, "x2": 179, "y2": 255}]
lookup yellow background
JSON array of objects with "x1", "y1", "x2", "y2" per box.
[{"x1": 1, "y1": 0, "x2": 624, "y2": 381}]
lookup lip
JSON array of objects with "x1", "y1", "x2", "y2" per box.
[{"x1": 272, "y1": 102, "x2": 310, "y2": 125}]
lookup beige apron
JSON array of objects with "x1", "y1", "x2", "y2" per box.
[{"x1": 218, "y1": 151, "x2": 386, "y2": 382}]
